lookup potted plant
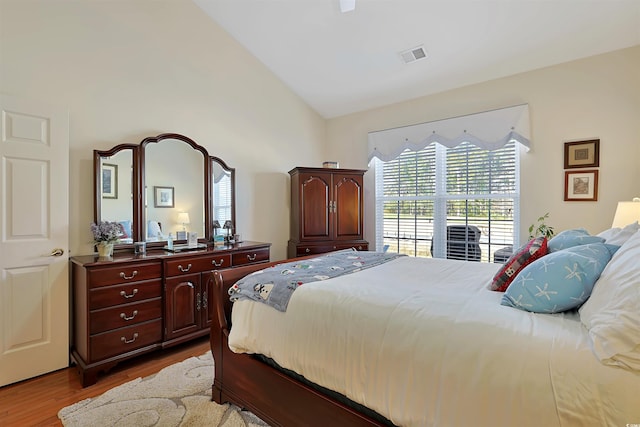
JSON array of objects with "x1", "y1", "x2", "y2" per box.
[
  {"x1": 91, "y1": 221, "x2": 122, "y2": 257},
  {"x1": 528, "y1": 213, "x2": 555, "y2": 240}
]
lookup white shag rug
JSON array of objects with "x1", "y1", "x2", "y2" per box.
[{"x1": 58, "y1": 351, "x2": 269, "y2": 427}]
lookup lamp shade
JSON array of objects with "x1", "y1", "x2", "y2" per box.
[
  {"x1": 177, "y1": 212, "x2": 190, "y2": 225},
  {"x1": 612, "y1": 200, "x2": 640, "y2": 228}
]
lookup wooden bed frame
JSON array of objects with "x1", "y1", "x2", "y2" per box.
[{"x1": 210, "y1": 259, "x2": 391, "y2": 427}]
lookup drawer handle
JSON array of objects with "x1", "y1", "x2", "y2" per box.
[
  {"x1": 211, "y1": 259, "x2": 224, "y2": 267},
  {"x1": 119, "y1": 271, "x2": 138, "y2": 280},
  {"x1": 120, "y1": 310, "x2": 138, "y2": 321},
  {"x1": 305, "y1": 248, "x2": 310, "y2": 253},
  {"x1": 358, "y1": 246, "x2": 362, "y2": 250},
  {"x1": 178, "y1": 263, "x2": 192, "y2": 272},
  {"x1": 120, "y1": 289, "x2": 138, "y2": 299},
  {"x1": 247, "y1": 254, "x2": 257, "y2": 261},
  {"x1": 121, "y1": 333, "x2": 139, "y2": 344}
]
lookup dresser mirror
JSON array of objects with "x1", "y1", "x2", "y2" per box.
[{"x1": 94, "y1": 133, "x2": 236, "y2": 250}]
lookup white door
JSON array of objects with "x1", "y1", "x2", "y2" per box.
[{"x1": 0, "y1": 94, "x2": 69, "y2": 386}]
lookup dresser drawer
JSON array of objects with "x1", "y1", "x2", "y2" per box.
[
  {"x1": 165, "y1": 254, "x2": 232, "y2": 276},
  {"x1": 87, "y1": 262, "x2": 162, "y2": 288},
  {"x1": 89, "y1": 279, "x2": 162, "y2": 310},
  {"x1": 90, "y1": 298, "x2": 162, "y2": 335},
  {"x1": 90, "y1": 319, "x2": 162, "y2": 362},
  {"x1": 232, "y1": 247, "x2": 270, "y2": 266}
]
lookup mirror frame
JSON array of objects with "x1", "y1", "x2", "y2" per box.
[
  {"x1": 94, "y1": 133, "x2": 236, "y2": 251},
  {"x1": 94, "y1": 143, "x2": 139, "y2": 252}
]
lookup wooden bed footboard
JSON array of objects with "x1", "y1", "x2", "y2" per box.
[{"x1": 210, "y1": 259, "x2": 391, "y2": 427}]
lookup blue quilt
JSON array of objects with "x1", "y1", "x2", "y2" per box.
[{"x1": 228, "y1": 248, "x2": 405, "y2": 312}]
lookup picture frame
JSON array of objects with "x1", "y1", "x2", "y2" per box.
[
  {"x1": 564, "y1": 139, "x2": 599, "y2": 169},
  {"x1": 564, "y1": 169, "x2": 598, "y2": 201},
  {"x1": 101, "y1": 163, "x2": 118, "y2": 199},
  {"x1": 154, "y1": 186, "x2": 175, "y2": 208}
]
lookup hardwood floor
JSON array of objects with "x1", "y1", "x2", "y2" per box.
[{"x1": 0, "y1": 337, "x2": 211, "y2": 427}]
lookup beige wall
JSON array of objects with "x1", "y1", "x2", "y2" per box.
[
  {"x1": 326, "y1": 46, "x2": 640, "y2": 248},
  {"x1": 2, "y1": 0, "x2": 639, "y2": 258},
  {"x1": 0, "y1": 0, "x2": 326, "y2": 260}
]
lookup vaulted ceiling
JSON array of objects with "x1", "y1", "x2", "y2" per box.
[{"x1": 194, "y1": 0, "x2": 640, "y2": 118}]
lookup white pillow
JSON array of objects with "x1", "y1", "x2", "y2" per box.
[
  {"x1": 603, "y1": 221, "x2": 640, "y2": 246},
  {"x1": 596, "y1": 226, "x2": 621, "y2": 241},
  {"x1": 579, "y1": 228, "x2": 640, "y2": 371}
]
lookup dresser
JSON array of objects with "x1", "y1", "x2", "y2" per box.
[
  {"x1": 70, "y1": 241, "x2": 270, "y2": 386},
  {"x1": 288, "y1": 167, "x2": 368, "y2": 258}
]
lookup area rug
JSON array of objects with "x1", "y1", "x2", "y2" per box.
[{"x1": 58, "y1": 351, "x2": 269, "y2": 427}]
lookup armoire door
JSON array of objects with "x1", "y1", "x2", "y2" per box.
[
  {"x1": 299, "y1": 172, "x2": 331, "y2": 241},
  {"x1": 333, "y1": 173, "x2": 364, "y2": 241}
]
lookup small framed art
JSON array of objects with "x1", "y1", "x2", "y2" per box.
[
  {"x1": 101, "y1": 163, "x2": 118, "y2": 199},
  {"x1": 564, "y1": 170, "x2": 598, "y2": 201},
  {"x1": 154, "y1": 186, "x2": 175, "y2": 208},
  {"x1": 564, "y1": 139, "x2": 599, "y2": 169}
]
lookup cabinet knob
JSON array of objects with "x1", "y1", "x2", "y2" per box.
[
  {"x1": 305, "y1": 248, "x2": 310, "y2": 253},
  {"x1": 119, "y1": 270, "x2": 138, "y2": 280}
]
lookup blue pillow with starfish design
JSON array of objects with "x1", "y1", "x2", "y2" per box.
[{"x1": 501, "y1": 243, "x2": 619, "y2": 313}]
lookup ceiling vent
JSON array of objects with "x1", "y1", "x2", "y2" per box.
[{"x1": 399, "y1": 45, "x2": 427, "y2": 64}]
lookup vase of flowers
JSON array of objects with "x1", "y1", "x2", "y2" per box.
[{"x1": 91, "y1": 221, "x2": 121, "y2": 257}]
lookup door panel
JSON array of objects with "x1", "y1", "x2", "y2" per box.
[
  {"x1": 164, "y1": 275, "x2": 200, "y2": 340},
  {"x1": 334, "y1": 174, "x2": 363, "y2": 240},
  {"x1": 300, "y1": 173, "x2": 331, "y2": 240},
  {"x1": 0, "y1": 95, "x2": 69, "y2": 386}
]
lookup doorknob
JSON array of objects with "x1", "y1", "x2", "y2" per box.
[{"x1": 50, "y1": 248, "x2": 64, "y2": 256}]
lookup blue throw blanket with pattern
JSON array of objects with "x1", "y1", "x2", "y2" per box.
[{"x1": 228, "y1": 248, "x2": 405, "y2": 312}]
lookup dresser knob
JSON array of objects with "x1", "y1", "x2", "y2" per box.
[
  {"x1": 120, "y1": 289, "x2": 138, "y2": 299},
  {"x1": 305, "y1": 248, "x2": 310, "y2": 253},
  {"x1": 121, "y1": 333, "x2": 139, "y2": 344},
  {"x1": 119, "y1": 270, "x2": 138, "y2": 280},
  {"x1": 178, "y1": 263, "x2": 192, "y2": 272},
  {"x1": 120, "y1": 310, "x2": 138, "y2": 321}
]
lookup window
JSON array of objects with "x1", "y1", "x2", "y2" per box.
[{"x1": 374, "y1": 141, "x2": 520, "y2": 262}]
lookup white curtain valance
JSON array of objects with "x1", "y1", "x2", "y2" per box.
[{"x1": 368, "y1": 104, "x2": 530, "y2": 162}]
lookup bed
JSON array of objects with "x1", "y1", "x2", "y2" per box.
[{"x1": 210, "y1": 225, "x2": 640, "y2": 426}]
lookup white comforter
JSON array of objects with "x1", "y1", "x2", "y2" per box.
[{"x1": 229, "y1": 256, "x2": 640, "y2": 427}]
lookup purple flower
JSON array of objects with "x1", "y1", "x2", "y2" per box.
[{"x1": 90, "y1": 221, "x2": 122, "y2": 243}]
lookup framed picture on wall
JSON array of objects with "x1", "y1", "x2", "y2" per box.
[
  {"x1": 564, "y1": 139, "x2": 599, "y2": 169},
  {"x1": 102, "y1": 163, "x2": 118, "y2": 199},
  {"x1": 154, "y1": 186, "x2": 174, "y2": 208},
  {"x1": 564, "y1": 170, "x2": 598, "y2": 201}
]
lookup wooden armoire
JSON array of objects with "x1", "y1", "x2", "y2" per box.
[{"x1": 288, "y1": 167, "x2": 368, "y2": 258}]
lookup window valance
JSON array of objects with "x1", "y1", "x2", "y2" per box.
[{"x1": 368, "y1": 104, "x2": 530, "y2": 162}]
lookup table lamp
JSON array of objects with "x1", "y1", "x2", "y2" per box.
[{"x1": 611, "y1": 198, "x2": 640, "y2": 228}]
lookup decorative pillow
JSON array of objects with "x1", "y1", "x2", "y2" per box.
[
  {"x1": 579, "y1": 230, "x2": 640, "y2": 371},
  {"x1": 118, "y1": 220, "x2": 132, "y2": 239},
  {"x1": 501, "y1": 242, "x2": 618, "y2": 313},
  {"x1": 602, "y1": 221, "x2": 639, "y2": 246},
  {"x1": 488, "y1": 237, "x2": 547, "y2": 292},
  {"x1": 147, "y1": 220, "x2": 162, "y2": 238},
  {"x1": 547, "y1": 228, "x2": 605, "y2": 252}
]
